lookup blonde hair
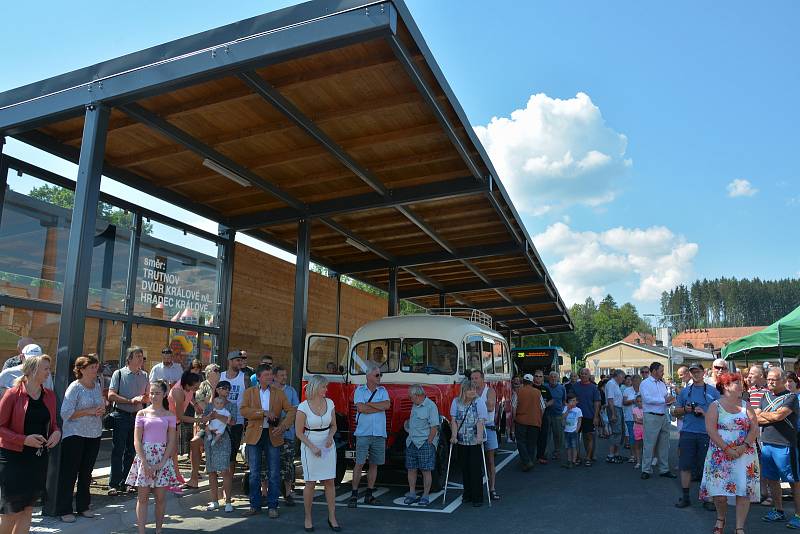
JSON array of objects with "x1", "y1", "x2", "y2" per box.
[
  {"x1": 458, "y1": 378, "x2": 476, "y2": 404},
  {"x1": 15, "y1": 354, "x2": 52, "y2": 386},
  {"x1": 305, "y1": 374, "x2": 329, "y2": 400}
]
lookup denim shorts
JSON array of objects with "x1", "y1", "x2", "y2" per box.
[
  {"x1": 564, "y1": 431, "x2": 579, "y2": 449},
  {"x1": 484, "y1": 428, "x2": 499, "y2": 451},
  {"x1": 355, "y1": 435, "x2": 386, "y2": 465}
]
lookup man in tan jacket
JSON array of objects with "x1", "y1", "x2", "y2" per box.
[
  {"x1": 240, "y1": 364, "x2": 296, "y2": 518},
  {"x1": 514, "y1": 373, "x2": 543, "y2": 472}
]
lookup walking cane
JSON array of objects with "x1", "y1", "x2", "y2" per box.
[
  {"x1": 442, "y1": 441, "x2": 454, "y2": 503},
  {"x1": 480, "y1": 441, "x2": 491, "y2": 508}
]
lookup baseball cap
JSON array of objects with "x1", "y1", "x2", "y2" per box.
[
  {"x1": 227, "y1": 350, "x2": 243, "y2": 361},
  {"x1": 217, "y1": 380, "x2": 232, "y2": 390},
  {"x1": 688, "y1": 363, "x2": 704, "y2": 371},
  {"x1": 523, "y1": 373, "x2": 534, "y2": 382},
  {"x1": 22, "y1": 344, "x2": 42, "y2": 357}
]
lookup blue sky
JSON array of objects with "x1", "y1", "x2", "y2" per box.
[{"x1": 1, "y1": 1, "x2": 798, "y2": 314}]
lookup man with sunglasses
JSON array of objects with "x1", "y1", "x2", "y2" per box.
[
  {"x1": 706, "y1": 359, "x2": 729, "y2": 386},
  {"x1": 349, "y1": 362, "x2": 390, "y2": 507},
  {"x1": 639, "y1": 366, "x2": 651, "y2": 380}
]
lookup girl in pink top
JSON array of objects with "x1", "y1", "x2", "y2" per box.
[
  {"x1": 126, "y1": 380, "x2": 178, "y2": 534},
  {"x1": 631, "y1": 395, "x2": 644, "y2": 470}
]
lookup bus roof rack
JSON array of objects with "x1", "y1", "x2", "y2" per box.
[{"x1": 413, "y1": 308, "x2": 493, "y2": 330}]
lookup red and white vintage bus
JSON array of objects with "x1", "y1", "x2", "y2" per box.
[{"x1": 302, "y1": 309, "x2": 514, "y2": 488}]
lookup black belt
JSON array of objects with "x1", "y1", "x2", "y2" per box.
[
  {"x1": 646, "y1": 412, "x2": 665, "y2": 416},
  {"x1": 305, "y1": 426, "x2": 331, "y2": 432},
  {"x1": 485, "y1": 425, "x2": 497, "y2": 431}
]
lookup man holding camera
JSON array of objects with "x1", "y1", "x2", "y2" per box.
[{"x1": 674, "y1": 362, "x2": 720, "y2": 509}]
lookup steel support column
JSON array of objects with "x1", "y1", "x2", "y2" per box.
[
  {"x1": 216, "y1": 226, "x2": 236, "y2": 364},
  {"x1": 388, "y1": 266, "x2": 398, "y2": 316},
  {"x1": 438, "y1": 293, "x2": 446, "y2": 309},
  {"x1": 45, "y1": 104, "x2": 109, "y2": 516},
  {"x1": 120, "y1": 213, "x2": 143, "y2": 364},
  {"x1": 0, "y1": 137, "x2": 7, "y2": 224},
  {"x1": 291, "y1": 219, "x2": 311, "y2": 395},
  {"x1": 335, "y1": 274, "x2": 342, "y2": 335}
]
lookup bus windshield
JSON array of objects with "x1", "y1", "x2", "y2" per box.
[
  {"x1": 400, "y1": 338, "x2": 458, "y2": 375},
  {"x1": 351, "y1": 339, "x2": 400, "y2": 374}
]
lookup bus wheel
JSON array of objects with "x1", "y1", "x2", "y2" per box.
[{"x1": 431, "y1": 440, "x2": 451, "y2": 492}]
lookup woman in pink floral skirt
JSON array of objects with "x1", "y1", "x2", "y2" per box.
[
  {"x1": 126, "y1": 380, "x2": 179, "y2": 534},
  {"x1": 699, "y1": 373, "x2": 760, "y2": 534}
]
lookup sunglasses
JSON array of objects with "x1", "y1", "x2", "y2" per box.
[
  {"x1": 374, "y1": 373, "x2": 382, "y2": 378},
  {"x1": 713, "y1": 366, "x2": 726, "y2": 370}
]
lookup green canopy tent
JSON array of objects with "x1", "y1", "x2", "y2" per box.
[{"x1": 722, "y1": 304, "x2": 800, "y2": 368}]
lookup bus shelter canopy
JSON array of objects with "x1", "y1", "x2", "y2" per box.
[{"x1": 0, "y1": 0, "x2": 572, "y2": 335}]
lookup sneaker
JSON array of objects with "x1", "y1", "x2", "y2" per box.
[
  {"x1": 206, "y1": 502, "x2": 219, "y2": 511},
  {"x1": 763, "y1": 509, "x2": 787, "y2": 522},
  {"x1": 634, "y1": 462, "x2": 641, "y2": 469},
  {"x1": 675, "y1": 497, "x2": 691, "y2": 509},
  {"x1": 403, "y1": 492, "x2": 419, "y2": 505},
  {"x1": 224, "y1": 503, "x2": 234, "y2": 513},
  {"x1": 788, "y1": 515, "x2": 800, "y2": 529}
]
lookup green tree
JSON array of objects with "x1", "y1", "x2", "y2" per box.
[{"x1": 28, "y1": 184, "x2": 153, "y2": 234}]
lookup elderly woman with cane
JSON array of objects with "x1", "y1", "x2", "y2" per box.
[{"x1": 450, "y1": 379, "x2": 487, "y2": 507}]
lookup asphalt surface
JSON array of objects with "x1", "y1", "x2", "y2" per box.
[{"x1": 33, "y1": 430, "x2": 795, "y2": 533}]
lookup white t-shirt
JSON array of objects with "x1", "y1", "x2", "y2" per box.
[
  {"x1": 259, "y1": 387, "x2": 271, "y2": 428},
  {"x1": 149, "y1": 362, "x2": 183, "y2": 385},
  {"x1": 225, "y1": 370, "x2": 247, "y2": 424},
  {"x1": 604, "y1": 379, "x2": 623, "y2": 408},
  {"x1": 563, "y1": 406, "x2": 583, "y2": 433},
  {"x1": 208, "y1": 407, "x2": 231, "y2": 434},
  {"x1": 622, "y1": 387, "x2": 637, "y2": 421}
]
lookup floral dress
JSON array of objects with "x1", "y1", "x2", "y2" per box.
[
  {"x1": 126, "y1": 412, "x2": 180, "y2": 488},
  {"x1": 699, "y1": 400, "x2": 760, "y2": 502}
]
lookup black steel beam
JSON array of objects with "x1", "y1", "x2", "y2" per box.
[
  {"x1": 229, "y1": 176, "x2": 484, "y2": 230},
  {"x1": 399, "y1": 275, "x2": 543, "y2": 299},
  {"x1": 5, "y1": 155, "x2": 221, "y2": 244},
  {"x1": 487, "y1": 176, "x2": 522, "y2": 243},
  {"x1": 291, "y1": 219, "x2": 311, "y2": 395},
  {"x1": 438, "y1": 293, "x2": 446, "y2": 308},
  {"x1": 386, "y1": 34, "x2": 483, "y2": 182},
  {"x1": 216, "y1": 226, "x2": 236, "y2": 363},
  {"x1": 0, "y1": 3, "x2": 396, "y2": 133},
  {"x1": 0, "y1": 294, "x2": 61, "y2": 314},
  {"x1": 319, "y1": 218, "x2": 393, "y2": 262},
  {"x1": 46, "y1": 104, "x2": 110, "y2": 517},
  {"x1": 0, "y1": 137, "x2": 7, "y2": 224},
  {"x1": 120, "y1": 213, "x2": 143, "y2": 364},
  {"x1": 334, "y1": 241, "x2": 520, "y2": 274},
  {"x1": 470, "y1": 296, "x2": 555, "y2": 311},
  {"x1": 14, "y1": 130, "x2": 227, "y2": 225},
  {"x1": 396, "y1": 205, "x2": 454, "y2": 254},
  {"x1": 387, "y1": 266, "x2": 398, "y2": 316},
  {"x1": 492, "y1": 312, "x2": 570, "y2": 323},
  {"x1": 240, "y1": 71, "x2": 389, "y2": 197},
  {"x1": 119, "y1": 103, "x2": 305, "y2": 211}
]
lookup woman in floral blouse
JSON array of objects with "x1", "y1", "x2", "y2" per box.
[
  {"x1": 699, "y1": 372, "x2": 759, "y2": 534},
  {"x1": 450, "y1": 379, "x2": 487, "y2": 507}
]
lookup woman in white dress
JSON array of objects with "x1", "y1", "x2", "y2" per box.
[{"x1": 295, "y1": 375, "x2": 340, "y2": 532}]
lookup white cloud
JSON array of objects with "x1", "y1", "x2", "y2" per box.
[
  {"x1": 474, "y1": 92, "x2": 631, "y2": 216},
  {"x1": 534, "y1": 222, "x2": 698, "y2": 305},
  {"x1": 727, "y1": 178, "x2": 758, "y2": 197}
]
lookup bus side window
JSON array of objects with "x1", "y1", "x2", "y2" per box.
[
  {"x1": 482, "y1": 341, "x2": 494, "y2": 375},
  {"x1": 501, "y1": 343, "x2": 510, "y2": 376},
  {"x1": 465, "y1": 337, "x2": 482, "y2": 374}
]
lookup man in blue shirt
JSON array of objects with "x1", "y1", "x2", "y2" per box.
[
  {"x1": 349, "y1": 362, "x2": 390, "y2": 507},
  {"x1": 674, "y1": 363, "x2": 719, "y2": 509},
  {"x1": 274, "y1": 365, "x2": 299, "y2": 506},
  {"x1": 573, "y1": 367, "x2": 601, "y2": 465},
  {"x1": 545, "y1": 371, "x2": 566, "y2": 460}
]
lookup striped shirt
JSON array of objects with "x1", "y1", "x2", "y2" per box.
[{"x1": 748, "y1": 386, "x2": 766, "y2": 410}]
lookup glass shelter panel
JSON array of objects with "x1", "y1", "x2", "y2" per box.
[
  {"x1": 133, "y1": 220, "x2": 220, "y2": 328},
  {"x1": 0, "y1": 171, "x2": 72, "y2": 303}
]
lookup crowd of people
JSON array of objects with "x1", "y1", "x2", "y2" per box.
[{"x1": 6, "y1": 332, "x2": 800, "y2": 533}]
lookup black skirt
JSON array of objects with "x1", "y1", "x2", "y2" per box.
[{"x1": 0, "y1": 390, "x2": 51, "y2": 514}]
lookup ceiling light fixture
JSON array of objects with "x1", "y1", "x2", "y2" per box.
[
  {"x1": 202, "y1": 158, "x2": 251, "y2": 187},
  {"x1": 345, "y1": 238, "x2": 369, "y2": 253}
]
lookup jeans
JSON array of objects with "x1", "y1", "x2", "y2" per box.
[
  {"x1": 246, "y1": 432, "x2": 281, "y2": 510},
  {"x1": 515, "y1": 423, "x2": 540, "y2": 466},
  {"x1": 457, "y1": 444, "x2": 483, "y2": 503},
  {"x1": 55, "y1": 435, "x2": 102, "y2": 515},
  {"x1": 547, "y1": 412, "x2": 564, "y2": 454},
  {"x1": 109, "y1": 410, "x2": 136, "y2": 488},
  {"x1": 537, "y1": 413, "x2": 550, "y2": 460}
]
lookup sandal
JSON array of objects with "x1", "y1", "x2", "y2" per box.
[
  {"x1": 584, "y1": 460, "x2": 592, "y2": 467},
  {"x1": 490, "y1": 490, "x2": 501, "y2": 501},
  {"x1": 713, "y1": 518, "x2": 725, "y2": 534}
]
